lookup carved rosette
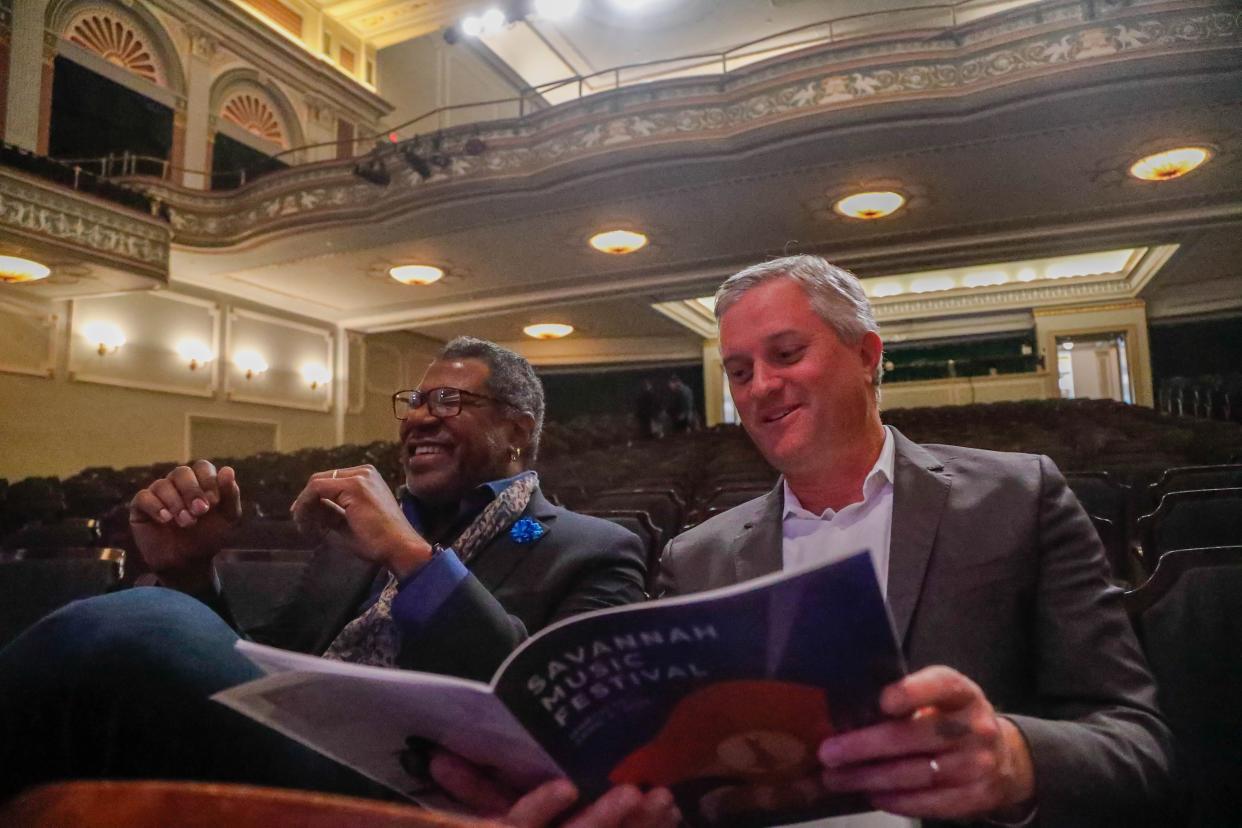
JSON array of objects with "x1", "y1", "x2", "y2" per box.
[
  {"x1": 63, "y1": 5, "x2": 166, "y2": 86},
  {"x1": 221, "y1": 92, "x2": 287, "y2": 147}
]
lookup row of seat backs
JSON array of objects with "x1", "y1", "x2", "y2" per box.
[
  {"x1": 1066, "y1": 465, "x2": 1242, "y2": 579},
  {"x1": 1123, "y1": 546, "x2": 1242, "y2": 826}
]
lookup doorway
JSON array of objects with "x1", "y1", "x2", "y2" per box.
[{"x1": 1055, "y1": 332, "x2": 1133, "y2": 403}]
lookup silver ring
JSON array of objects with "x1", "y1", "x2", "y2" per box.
[
  {"x1": 331, "y1": 469, "x2": 339, "y2": 479},
  {"x1": 929, "y1": 758, "x2": 941, "y2": 783}
]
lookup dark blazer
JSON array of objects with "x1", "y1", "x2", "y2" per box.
[
  {"x1": 243, "y1": 488, "x2": 647, "y2": 682},
  {"x1": 657, "y1": 429, "x2": 1174, "y2": 827}
]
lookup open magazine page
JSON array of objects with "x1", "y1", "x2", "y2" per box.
[
  {"x1": 491, "y1": 550, "x2": 905, "y2": 827},
  {"x1": 213, "y1": 644, "x2": 563, "y2": 799}
]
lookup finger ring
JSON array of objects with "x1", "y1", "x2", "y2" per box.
[
  {"x1": 929, "y1": 758, "x2": 941, "y2": 784},
  {"x1": 331, "y1": 469, "x2": 339, "y2": 479}
]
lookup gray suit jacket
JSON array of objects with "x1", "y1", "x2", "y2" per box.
[
  {"x1": 245, "y1": 489, "x2": 647, "y2": 682},
  {"x1": 657, "y1": 429, "x2": 1174, "y2": 827}
]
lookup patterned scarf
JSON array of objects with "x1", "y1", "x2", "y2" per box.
[{"x1": 322, "y1": 471, "x2": 539, "y2": 667}]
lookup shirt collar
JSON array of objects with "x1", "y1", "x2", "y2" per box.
[
  {"x1": 398, "y1": 473, "x2": 525, "y2": 537},
  {"x1": 782, "y1": 425, "x2": 895, "y2": 520}
]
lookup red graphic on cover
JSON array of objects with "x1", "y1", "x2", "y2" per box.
[{"x1": 609, "y1": 679, "x2": 834, "y2": 788}]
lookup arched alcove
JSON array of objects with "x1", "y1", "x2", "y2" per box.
[
  {"x1": 47, "y1": 0, "x2": 186, "y2": 96},
  {"x1": 210, "y1": 69, "x2": 306, "y2": 151}
]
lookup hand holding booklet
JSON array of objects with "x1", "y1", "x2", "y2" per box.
[{"x1": 215, "y1": 549, "x2": 906, "y2": 827}]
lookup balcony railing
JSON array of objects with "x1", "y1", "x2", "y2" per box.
[{"x1": 51, "y1": 0, "x2": 1042, "y2": 192}]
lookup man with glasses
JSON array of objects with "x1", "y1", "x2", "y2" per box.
[{"x1": 0, "y1": 337, "x2": 676, "y2": 827}]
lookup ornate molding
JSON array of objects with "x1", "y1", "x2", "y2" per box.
[
  {"x1": 186, "y1": 24, "x2": 218, "y2": 60},
  {"x1": 63, "y1": 5, "x2": 166, "y2": 86},
  {"x1": 0, "y1": 169, "x2": 170, "y2": 281},
  {"x1": 154, "y1": 1, "x2": 1242, "y2": 246}
]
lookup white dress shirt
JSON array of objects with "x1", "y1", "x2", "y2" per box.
[{"x1": 780, "y1": 426, "x2": 918, "y2": 828}]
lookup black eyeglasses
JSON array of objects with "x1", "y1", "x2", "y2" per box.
[{"x1": 391, "y1": 387, "x2": 513, "y2": 420}]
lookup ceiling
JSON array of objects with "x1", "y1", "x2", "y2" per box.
[{"x1": 162, "y1": 2, "x2": 1242, "y2": 364}]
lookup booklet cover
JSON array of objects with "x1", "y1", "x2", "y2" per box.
[{"x1": 215, "y1": 550, "x2": 906, "y2": 827}]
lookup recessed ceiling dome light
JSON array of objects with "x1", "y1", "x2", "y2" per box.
[
  {"x1": 834, "y1": 191, "x2": 906, "y2": 220},
  {"x1": 524, "y1": 323, "x2": 574, "y2": 340},
  {"x1": 0, "y1": 255, "x2": 51, "y2": 283},
  {"x1": 1129, "y1": 147, "x2": 1211, "y2": 181},
  {"x1": 389, "y1": 264, "x2": 444, "y2": 285},
  {"x1": 589, "y1": 230, "x2": 648, "y2": 254}
]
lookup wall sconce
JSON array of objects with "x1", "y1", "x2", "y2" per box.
[
  {"x1": 82, "y1": 321, "x2": 126, "y2": 356},
  {"x1": 234, "y1": 349, "x2": 269, "y2": 380},
  {"x1": 176, "y1": 339, "x2": 215, "y2": 371},
  {"x1": 301, "y1": 362, "x2": 331, "y2": 390}
]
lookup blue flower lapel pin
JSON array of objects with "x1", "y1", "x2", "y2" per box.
[{"x1": 509, "y1": 517, "x2": 547, "y2": 544}]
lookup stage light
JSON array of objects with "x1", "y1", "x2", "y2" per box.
[
  {"x1": 524, "y1": 323, "x2": 574, "y2": 340},
  {"x1": 1129, "y1": 147, "x2": 1211, "y2": 181},
  {"x1": 353, "y1": 154, "x2": 390, "y2": 186},
  {"x1": 0, "y1": 255, "x2": 50, "y2": 283},
  {"x1": 401, "y1": 144, "x2": 432, "y2": 180},
  {"x1": 481, "y1": 8, "x2": 506, "y2": 33},
  {"x1": 589, "y1": 229, "x2": 648, "y2": 254},
  {"x1": 834, "y1": 191, "x2": 905, "y2": 220},
  {"x1": 389, "y1": 265, "x2": 444, "y2": 286}
]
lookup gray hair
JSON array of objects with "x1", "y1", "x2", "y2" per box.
[
  {"x1": 714, "y1": 254, "x2": 883, "y2": 387},
  {"x1": 438, "y1": 336, "x2": 546, "y2": 461}
]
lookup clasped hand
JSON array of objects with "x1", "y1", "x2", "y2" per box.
[
  {"x1": 290, "y1": 465, "x2": 433, "y2": 578},
  {"x1": 130, "y1": 461, "x2": 433, "y2": 586}
]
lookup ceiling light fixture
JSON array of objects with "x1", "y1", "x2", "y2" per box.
[
  {"x1": 834, "y1": 191, "x2": 906, "y2": 220},
  {"x1": 82, "y1": 321, "x2": 126, "y2": 356},
  {"x1": 389, "y1": 264, "x2": 444, "y2": 285},
  {"x1": 234, "y1": 350, "x2": 269, "y2": 380},
  {"x1": 176, "y1": 339, "x2": 214, "y2": 371},
  {"x1": 589, "y1": 229, "x2": 648, "y2": 254},
  {"x1": 0, "y1": 255, "x2": 51, "y2": 283},
  {"x1": 524, "y1": 323, "x2": 574, "y2": 340},
  {"x1": 1128, "y1": 147, "x2": 1211, "y2": 181},
  {"x1": 461, "y1": 16, "x2": 484, "y2": 37}
]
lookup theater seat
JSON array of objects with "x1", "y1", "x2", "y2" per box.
[
  {"x1": 0, "y1": 780, "x2": 494, "y2": 827},
  {"x1": 1125, "y1": 547, "x2": 1242, "y2": 827},
  {"x1": 1136, "y1": 488, "x2": 1242, "y2": 572},
  {"x1": 0, "y1": 552, "x2": 124, "y2": 649}
]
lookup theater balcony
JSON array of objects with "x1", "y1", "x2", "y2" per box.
[{"x1": 0, "y1": 143, "x2": 170, "y2": 307}]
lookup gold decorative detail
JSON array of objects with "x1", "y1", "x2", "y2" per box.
[
  {"x1": 221, "y1": 94, "x2": 286, "y2": 147},
  {"x1": 67, "y1": 13, "x2": 160, "y2": 84}
]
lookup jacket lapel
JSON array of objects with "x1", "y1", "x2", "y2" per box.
[
  {"x1": 732, "y1": 482, "x2": 785, "y2": 583},
  {"x1": 886, "y1": 428, "x2": 952, "y2": 647},
  {"x1": 466, "y1": 487, "x2": 558, "y2": 592}
]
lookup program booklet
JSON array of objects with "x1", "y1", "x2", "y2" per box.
[{"x1": 215, "y1": 550, "x2": 906, "y2": 827}]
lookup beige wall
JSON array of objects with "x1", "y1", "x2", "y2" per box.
[
  {"x1": 342, "y1": 330, "x2": 442, "y2": 446},
  {"x1": 0, "y1": 288, "x2": 444, "y2": 481},
  {"x1": 376, "y1": 34, "x2": 520, "y2": 133}
]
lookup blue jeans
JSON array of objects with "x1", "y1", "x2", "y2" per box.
[{"x1": 0, "y1": 587, "x2": 390, "y2": 801}]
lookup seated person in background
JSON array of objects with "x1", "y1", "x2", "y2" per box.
[
  {"x1": 434, "y1": 258, "x2": 1175, "y2": 827},
  {"x1": 0, "y1": 336, "x2": 674, "y2": 827}
]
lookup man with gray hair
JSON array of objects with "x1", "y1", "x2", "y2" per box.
[
  {"x1": 657, "y1": 255, "x2": 1173, "y2": 826},
  {"x1": 1, "y1": 336, "x2": 677, "y2": 826}
]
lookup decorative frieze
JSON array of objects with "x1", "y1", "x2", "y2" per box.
[
  {"x1": 0, "y1": 169, "x2": 170, "y2": 280},
  {"x1": 156, "y1": 2, "x2": 1242, "y2": 245}
]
